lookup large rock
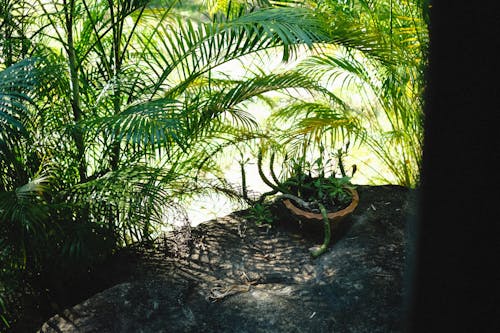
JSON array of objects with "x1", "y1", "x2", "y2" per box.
[{"x1": 38, "y1": 185, "x2": 415, "y2": 333}]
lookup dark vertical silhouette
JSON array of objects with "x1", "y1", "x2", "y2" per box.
[{"x1": 405, "y1": 2, "x2": 498, "y2": 332}]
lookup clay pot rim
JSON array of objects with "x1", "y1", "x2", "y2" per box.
[{"x1": 283, "y1": 188, "x2": 359, "y2": 222}]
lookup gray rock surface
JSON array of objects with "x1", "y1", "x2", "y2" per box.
[{"x1": 38, "y1": 185, "x2": 415, "y2": 333}]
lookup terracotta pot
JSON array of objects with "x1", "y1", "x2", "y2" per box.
[{"x1": 283, "y1": 188, "x2": 359, "y2": 223}]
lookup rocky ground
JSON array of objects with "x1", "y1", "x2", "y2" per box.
[{"x1": 16, "y1": 185, "x2": 416, "y2": 333}]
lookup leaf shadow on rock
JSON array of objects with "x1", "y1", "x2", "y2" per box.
[{"x1": 38, "y1": 185, "x2": 415, "y2": 333}]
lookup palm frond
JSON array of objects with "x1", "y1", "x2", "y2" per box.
[
  {"x1": 64, "y1": 162, "x2": 191, "y2": 243},
  {"x1": 270, "y1": 101, "x2": 363, "y2": 158},
  {"x1": 135, "y1": 6, "x2": 330, "y2": 98},
  {"x1": 0, "y1": 58, "x2": 45, "y2": 192},
  {"x1": 0, "y1": 58, "x2": 38, "y2": 136},
  {"x1": 0, "y1": 176, "x2": 50, "y2": 251},
  {"x1": 79, "y1": 98, "x2": 186, "y2": 154}
]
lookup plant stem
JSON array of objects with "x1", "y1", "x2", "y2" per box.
[
  {"x1": 110, "y1": 0, "x2": 122, "y2": 171},
  {"x1": 337, "y1": 148, "x2": 347, "y2": 178},
  {"x1": 65, "y1": 0, "x2": 87, "y2": 183},
  {"x1": 257, "y1": 148, "x2": 284, "y2": 193},
  {"x1": 239, "y1": 159, "x2": 248, "y2": 201},
  {"x1": 310, "y1": 202, "x2": 330, "y2": 258},
  {"x1": 269, "y1": 151, "x2": 281, "y2": 185},
  {"x1": 276, "y1": 193, "x2": 315, "y2": 211}
]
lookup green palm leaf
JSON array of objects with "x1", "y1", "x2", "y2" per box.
[
  {"x1": 80, "y1": 98, "x2": 186, "y2": 153},
  {"x1": 136, "y1": 7, "x2": 330, "y2": 98},
  {"x1": 0, "y1": 59, "x2": 37, "y2": 137},
  {"x1": 64, "y1": 163, "x2": 189, "y2": 243}
]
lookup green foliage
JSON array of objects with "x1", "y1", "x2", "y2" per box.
[
  {"x1": 304, "y1": 176, "x2": 352, "y2": 206},
  {"x1": 246, "y1": 202, "x2": 274, "y2": 227},
  {"x1": 299, "y1": 0, "x2": 428, "y2": 187},
  {"x1": 282, "y1": 153, "x2": 355, "y2": 211},
  {"x1": 0, "y1": 0, "x2": 35, "y2": 68},
  {"x1": 256, "y1": 140, "x2": 356, "y2": 259},
  {"x1": 0, "y1": 0, "x2": 428, "y2": 326},
  {"x1": 256, "y1": 135, "x2": 355, "y2": 214},
  {"x1": 1, "y1": 0, "x2": 343, "y2": 327},
  {"x1": 239, "y1": 0, "x2": 427, "y2": 188}
]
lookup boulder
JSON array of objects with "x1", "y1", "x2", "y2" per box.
[{"x1": 38, "y1": 185, "x2": 415, "y2": 333}]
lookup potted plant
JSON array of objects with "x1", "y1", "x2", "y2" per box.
[{"x1": 256, "y1": 144, "x2": 359, "y2": 257}]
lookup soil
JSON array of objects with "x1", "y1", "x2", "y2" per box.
[{"x1": 8, "y1": 185, "x2": 416, "y2": 333}]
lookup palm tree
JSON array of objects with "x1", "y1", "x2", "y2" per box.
[
  {"x1": 0, "y1": 57, "x2": 51, "y2": 329},
  {"x1": 298, "y1": 0, "x2": 428, "y2": 187},
  {"x1": 29, "y1": 0, "x2": 333, "y2": 238},
  {"x1": 0, "y1": 0, "x2": 35, "y2": 68},
  {"x1": 0, "y1": 0, "x2": 337, "y2": 326},
  {"x1": 0, "y1": 0, "x2": 428, "y2": 326},
  {"x1": 201, "y1": 0, "x2": 428, "y2": 188}
]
